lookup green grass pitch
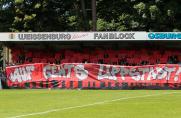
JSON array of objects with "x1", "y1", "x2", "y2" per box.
[{"x1": 0, "y1": 90, "x2": 181, "y2": 118}]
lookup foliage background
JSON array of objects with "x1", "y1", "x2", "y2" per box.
[{"x1": 0, "y1": 0, "x2": 181, "y2": 32}]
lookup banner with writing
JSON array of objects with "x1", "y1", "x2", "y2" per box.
[{"x1": 5, "y1": 63, "x2": 181, "y2": 89}]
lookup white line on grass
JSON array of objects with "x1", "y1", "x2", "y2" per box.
[{"x1": 8, "y1": 91, "x2": 180, "y2": 118}]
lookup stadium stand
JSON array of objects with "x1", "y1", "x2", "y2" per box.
[
  {"x1": 3, "y1": 41, "x2": 181, "y2": 90},
  {"x1": 9, "y1": 47, "x2": 180, "y2": 66}
]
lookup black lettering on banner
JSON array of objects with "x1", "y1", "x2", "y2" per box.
[
  {"x1": 32, "y1": 82, "x2": 36, "y2": 89},
  {"x1": 78, "y1": 81, "x2": 82, "y2": 89},
  {"x1": 100, "y1": 82, "x2": 105, "y2": 88},
  {"x1": 24, "y1": 82, "x2": 30, "y2": 89},
  {"x1": 115, "y1": 82, "x2": 120, "y2": 89},
  {"x1": 108, "y1": 82, "x2": 111, "y2": 89},
  {"x1": 62, "y1": 81, "x2": 65, "y2": 89},
  {"x1": 70, "y1": 81, "x2": 73, "y2": 89},
  {"x1": 93, "y1": 82, "x2": 96, "y2": 88},
  {"x1": 46, "y1": 80, "x2": 49, "y2": 88},
  {"x1": 39, "y1": 81, "x2": 43, "y2": 88},
  {"x1": 88, "y1": 81, "x2": 91, "y2": 88},
  {"x1": 52, "y1": 80, "x2": 58, "y2": 88},
  {"x1": 122, "y1": 82, "x2": 128, "y2": 89}
]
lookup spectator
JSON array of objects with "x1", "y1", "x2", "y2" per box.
[{"x1": 8, "y1": 47, "x2": 181, "y2": 66}]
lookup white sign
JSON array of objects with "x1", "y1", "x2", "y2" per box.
[
  {"x1": 0, "y1": 32, "x2": 146, "y2": 41},
  {"x1": 1, "y1": 32, "x2": 181, "y2": 41}
]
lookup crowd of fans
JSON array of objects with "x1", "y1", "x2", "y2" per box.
[{"x1": 8, "y1": 47, "x2": 181, "y2": 66}]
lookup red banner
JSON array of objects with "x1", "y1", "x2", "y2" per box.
[{"x1": 5, "y1": 63, "x2": 181, "y2": 89}]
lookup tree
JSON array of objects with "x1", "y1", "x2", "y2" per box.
[
  {"x1": 0, "y1": 0, "x2": 181, "y2": 32},
  {"x1": 96, "y1": 0, "x2": 181, "y2": 31},
  {"x1": 10, "y1": 0, "x2": 74, "y2": 32},
  {"x1": 0, "y1": 0, "x2": 15, "y2": 32}
]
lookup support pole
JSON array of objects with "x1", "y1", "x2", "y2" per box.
[{"x1": 92, "y1": 0, "x2": 97, "y2": 31}]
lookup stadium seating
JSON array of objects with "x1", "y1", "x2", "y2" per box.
[{"x1": 9, "y1": 47, "x2": 180, "y2": 66}]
